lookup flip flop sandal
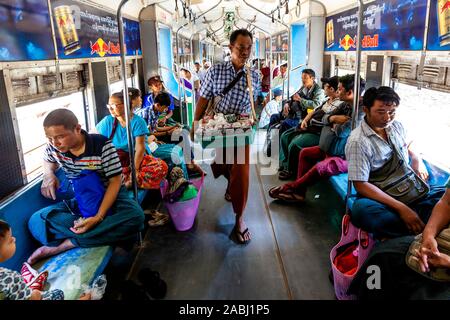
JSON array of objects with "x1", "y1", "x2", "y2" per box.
[
  {"x1": 269, "y1": 186, "x2": 293, "y2": 198},
  {"x1": 278, "y1": 170, "x2": 292, "y2": 180},
  {"x1": 144, "y1": 209, "x2": 165, "y2": 219},
  {"x1": 230, "y1": 227, "x2": 251, "y2": 245},
  {"x1": 276, "y1": 192, "x2": 305, "y2": 203},
  {"x1": 28, "y1": 270, "x2": 49, "y2": 291},
  {"x1": 148, "y1": 214, "x2": 169, "y2": 227},
  {"x1": 21, "y1": 262, "x2": 38, "y2": 284},
  {"x1": 268, "y1": 186, "x2": 282, "y2": 198}
]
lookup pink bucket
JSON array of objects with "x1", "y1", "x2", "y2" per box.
[
  {"x1": 160, "y1": 174, "x2": 204, "y2": 231},
  {"x1": 330, "y1": 214, "x2": 375, "y2": 300}
]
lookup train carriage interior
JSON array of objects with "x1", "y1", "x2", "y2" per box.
[{"x1": 0, "y1": 0, "x2": 449, "y2": 302}]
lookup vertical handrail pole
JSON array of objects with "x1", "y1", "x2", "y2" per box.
[
  {"x1": 117, "y1": 0, "x2": 138, "y2": 201},
  {"x1": 118, "y1": 0, "x2": 143, "y2": 246},
  {"x1": 418, "y1": 0, "x2": 432, "y2": 90},
  {"x1": 242, "y1": 0, "x2": 291, "y2": 97},
  {"x1": 345, "y1": 0, "x2": 363, "y2": 215},
  {"x1": 176, "y1": 1, "x2": 223, "y2": 124}
]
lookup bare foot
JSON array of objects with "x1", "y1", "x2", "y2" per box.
[
  {"x1": 27, "y1": 246, "x2": 61, "y2": 265},
  {"x1": 27, "y1": 239, "x2": 75, "y2": 265},
  {"x1": 78, "y1": 292, "x2": 92, "y2": 300}
]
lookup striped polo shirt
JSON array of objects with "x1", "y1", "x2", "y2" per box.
[{"x1": 44, "y1": 130, "x2": 122, "y2": 185}]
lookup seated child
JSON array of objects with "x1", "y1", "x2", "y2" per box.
[
  {"x1": 259, "y1": 88, "x2": 283, "y2": 129},
  {"x1": 0, "y1": 220, "x2": 90, "y2": 300}
]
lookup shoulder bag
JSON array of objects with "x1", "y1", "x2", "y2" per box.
[{"x1": 368, "y1": 135, "x2": 429, "y2": 205}]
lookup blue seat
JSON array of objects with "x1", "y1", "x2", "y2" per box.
[
  {"x1": 329, "y1": 161, "x2": 449, "y2": 212},
  {"x1": 0, "y1": 170, "x2": 147, "y2": 300},
  {"x1": 329, "y1": 173, "x2": 356, "y2": 210}
]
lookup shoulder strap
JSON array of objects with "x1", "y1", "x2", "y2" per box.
[
  {"x1": 219, "y1": 70, "x2": 245, "y2": 98},
  {"x1": 109, "y1": 118, "x2": 119, "y2": 140},
  {"x1": 245, "y1": 65, "x2": 257, "y2": 122}
]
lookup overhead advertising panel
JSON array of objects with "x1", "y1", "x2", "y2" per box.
[
  {"x1": 325, "y1": 0, "x2": 427, "y2": 51},
  {"x1": 50, "y1": 0, "x2": 141, "y2": 59},
  {"x1": 427, "y1": 0, "x2": 450, "y2": 50},
  {"x1": 0, "y1": 0, "x2": 55, "y2": 61}
]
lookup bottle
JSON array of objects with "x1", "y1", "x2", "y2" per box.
[
  {"x1": 437, "y1": 0, "x2": 450, "y2": 46},
  {"x1": 54, "y1": 5, "x2": 81, "y2": 55}
]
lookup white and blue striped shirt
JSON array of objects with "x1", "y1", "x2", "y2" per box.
[{"x1": 44, "y1": 130, "x2": 122, "y2": 185}]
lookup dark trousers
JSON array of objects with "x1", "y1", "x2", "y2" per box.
[
  {"x1": 268, "y1": 113, "x2": 283, "y2": 130},
  {"x1": 351, "y1": 186, "x2": 446, "y2": 239}
]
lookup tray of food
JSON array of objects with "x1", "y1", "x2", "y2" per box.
[{"x1": 194, "y1": 113, "x2": 256, "y2": 148}]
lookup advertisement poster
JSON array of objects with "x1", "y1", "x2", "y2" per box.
[
  {"x1": 255, "y1": 38, "x2": 259, "y2": 58},
  {"x1": 265, "y1": 37, "x2": 270, "y2": 52},
  {"x1": 173, "y1": 34, "x2": 178, "y2": 55},
  {"x1": 325, "y1": 0, "x2": 427, "y2": 51},
  {"x1": 280, "y1": 32, "x2": 288, "y2": 51},
  {"x1": 181, "y1": 37, "x2": 190, "y2": 54},
  {"x1": 51, "y1": 0, "x2": 141, "y2": 59},
  {"x1": 200, "y1": 42, "x2": 207, "y2": 60},
  {"x1": 0, "y1": 0, "x2": 55, "y2": 61},
  {"x1": 427, "y1": 0, "x2": 450, "y2": 50},
  {"x1": 271, "y1": 35, "x2": 277, "y2": 51}
]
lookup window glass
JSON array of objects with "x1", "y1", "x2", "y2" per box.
[
  {"x1": 15, "y1": 92, "x2": 86, "y2": 182},
  {"x1": 394, "y1": 82, "x2": 450, "y2": 171},
  {"x1": 109, "y1": 78, "x2": 134, "y2": 94}
]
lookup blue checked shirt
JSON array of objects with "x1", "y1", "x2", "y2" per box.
[
  {"x1": 345, "y1": 118, "x2": 410, "y2": 182},
  {"x1": 199, "y1": 60, "x2": 261, "y2": 114}
]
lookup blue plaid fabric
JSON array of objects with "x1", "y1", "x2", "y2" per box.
[
  {"x1": 345, "y1": 119, "x2": 410, "y2": 182},
  {"x1": 199, "y1": 60, "x2": 261, "y2": 114},
  {"x1": 134, "y1": 106, "x2": 158, "y2": 133}
]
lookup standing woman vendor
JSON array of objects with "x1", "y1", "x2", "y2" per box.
[{"x1": 191, "y1": 29, "x2": 261, "y2": 244}]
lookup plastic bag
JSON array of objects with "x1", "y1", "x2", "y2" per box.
[{"x1": 81, "y1": 274, "x2": 107, "y2": 300}]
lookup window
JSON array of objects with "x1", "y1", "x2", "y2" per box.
[
  {"x1": 15, "y1": 92, "x2": 87, "y2": 182},
  {"x1": 109, "y1": 78, "x2": 134, "y2": 94},
  {"x1": 336, "y1": 68, "x2": 354, "y2": 77},
  {"x1": 394, "y1": 82, "x2": 450, "y2": 171}
]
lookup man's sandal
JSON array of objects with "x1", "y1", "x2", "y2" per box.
[{"x1": 230, "y1": 227, "x2": 251, "y2": 245}]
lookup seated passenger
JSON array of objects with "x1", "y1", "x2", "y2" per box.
[
  {"x1": 269, "y1": 75, "x2": 364, "y2": 201},
  {"x1": 266, "y1": 69, "x2": 326, "y2": 157},
  {"x1": 259, "y1": 88, "x2": 283, "y2": 129},
  {"x1": 269, "y1": 68, "x2": 326, "y2": 135},
  {"x1": 349, "y1": 180, "x2": 450, "y2": 299},
  {"x1": 277, "y1": 75, "x2": 343, "y2": 180},
  {"x1": 138, "y1": 91, "x2": 184, "y2": 144},
  {"x1": 137, "y1": 91, "x2": 204, "y2": 176},
  {"x1": 271, "y1": 62, "x2": 287, "y2": 88},
  {"x1": 130, "y1": 88, "x2": 203, "y2": 177},
  {"x1": 0, "y1": 220, "x2": 91, "y2": 300},
  {"x1": 139, "y1": 75, "x2": 177, "y2": 126},
  {"x1": 27, "y1": 109, "x2": 144, "y2": 265},
  {"x1": 345, "y1": 86, "x2": 445, "y2": 240},
  {"x1": 96, "y1": 90, "x2": 173, "y2": 184},
  {"x1": 260, "y1": 61, "x2": 271, "y2": 95},
  {"x1": 180, "y1": 68, "x2": 200, "y2": 93}
]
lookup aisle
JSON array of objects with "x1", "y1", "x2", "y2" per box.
[{"x1": 129, "y1": 133, "x2": 338, "y2": 299}]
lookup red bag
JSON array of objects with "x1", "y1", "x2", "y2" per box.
[
  {"x1": 110, "y1": 118, "x2": 168, "y2": 189},
  {"x1": 123, "y1": 154, "x2": 168, "y2": 189},
  {"x1": 333, "y1": 241, "x2": 359, "y2": 276}
]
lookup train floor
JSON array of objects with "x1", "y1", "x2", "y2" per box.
[{"x1": 123, "y1": 131, "x2": 343, "y2": 300}]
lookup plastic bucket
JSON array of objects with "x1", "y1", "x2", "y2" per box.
[
  {"x1": 160, "y1": 175, "x2": 204, "y2": 231},
  {"x1": 330, "y1": 214, "x2": 375, "y2": 300}
]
